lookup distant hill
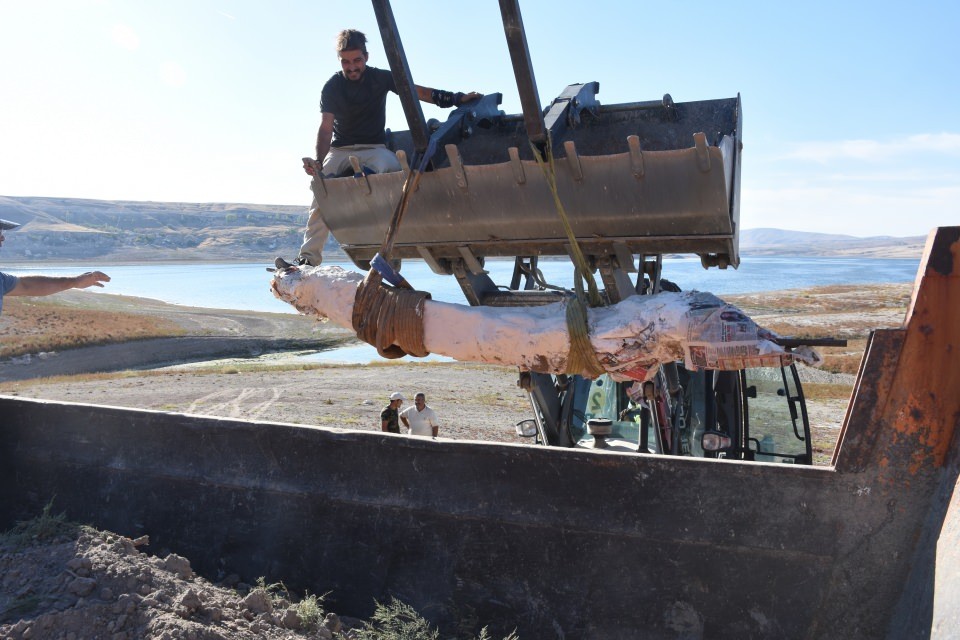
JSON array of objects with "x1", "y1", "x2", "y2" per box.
[
  {"x1": 740, "y1": 228, "x2": 925, "y2": 258},
  {"x1": 0, "y1": 195, "x2": 332, "y2": 263},
  {"x1": 0, "y1": 195, "x2": 926, "y2": 262}
]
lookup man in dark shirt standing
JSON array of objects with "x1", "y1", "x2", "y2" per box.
[
  {"x1": 289, "y1": 29, "x2": 481, "y2": 267},
  {"x1": 381, "y1": 392, "x2": 405, "y2": 434}
]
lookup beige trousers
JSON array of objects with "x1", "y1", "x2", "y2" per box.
[{"x1": 298, "y1": 144, "x2": 402, "y2": 266}]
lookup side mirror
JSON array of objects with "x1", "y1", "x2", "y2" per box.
[
  {"x1": 701, "y1": 430, "x2": 733, "y2": 452},
  {"x1": 515, "y1": 419, "x2": 538, "y2": 438}
]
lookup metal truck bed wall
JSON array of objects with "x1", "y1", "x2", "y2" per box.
[
  {"x1": 318, "y1": 96, "x2": 742, "y2": 271},
  {"x1": 1, "y1": 228, "x2": 958, "y2": 639}
]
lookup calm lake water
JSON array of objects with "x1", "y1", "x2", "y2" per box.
[
  {"x1": 6, "y1": 256, "x2": 921, "y2": 314},
  {"x1": 6, "y1": 256, "x2": 921, "y2": 363}
]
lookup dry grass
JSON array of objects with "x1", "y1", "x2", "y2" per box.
[
  {"x1": 0, "y1": 297, "x2": 184, "y2": 359},
  {"x1": 725, "y1": 283, "x2": 912, "y2": 317},
  {"x1": 815, "y1": 339, "x2": 871, "y2": 375},
  {"x1": 803, "y1": 382, "x2": 856, "y2": 403},
  {"x1": 727, "y1": 283, "x2": 911, "y2": 374}
]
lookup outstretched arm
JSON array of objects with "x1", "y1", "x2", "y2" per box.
[
  {"x1": 415, "y1": 85, "x2": 482, "y2": 108},
  {"x1": 8, "y1": 271, "x2": 110, "y2": 297}
]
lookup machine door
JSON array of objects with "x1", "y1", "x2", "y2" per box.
[{"x1": 742, "y1": 364, "x2": 813, "y2": 464}]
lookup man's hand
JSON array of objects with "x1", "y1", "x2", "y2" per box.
[
  {"x1": 459, "y1": 92, "x2": 483, "y2": 104},
  {"x1": 302, "y1": 157, "x2": 320, "y2": 177},
  {"x1": 9, "y1": 271, "x2": 110, "y2": 297},
  {"x1": 75, "y1": 271, "x2": 111, "y2": 289}
]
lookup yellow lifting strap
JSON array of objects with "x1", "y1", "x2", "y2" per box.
[
  {"x1": 565, "y1": 295, "x2": 607, "y2": 378},
  {"x1": 530, "y1": 140, "x2": 603, "y2": 308},
  {"x1": 531, "y1": 139, "x2": 606, "y2": 378}
]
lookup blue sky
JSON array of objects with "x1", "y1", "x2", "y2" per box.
[{"x1": 1, "y1": 0, "x2": 957, "y2": 237}]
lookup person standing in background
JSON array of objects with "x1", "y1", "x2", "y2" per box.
[
  {"x1": 400, "y1": 392, "x2": 440, "y2": 438},
  {"x1": 381, "y1": 391, "x2": 404, "y2": 433}
]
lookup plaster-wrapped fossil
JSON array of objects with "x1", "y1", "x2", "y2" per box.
[{"x1": 271, "y1": 265, "x2": 819, "y2": 382}]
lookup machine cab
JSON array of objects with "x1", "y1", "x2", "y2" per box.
[{"x1": 565, "y1": 363, "x2": 813, "y2": 464}]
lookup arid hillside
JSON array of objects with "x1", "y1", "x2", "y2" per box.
[
  {"x1": 0, "y1": 195, "x2": 925, "y2": 263},
  {"x1": 0, "y1": 195, "x2": 341, "y2": 262}
]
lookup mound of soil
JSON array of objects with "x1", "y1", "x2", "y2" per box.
[{"x1": 0, "y1": 525, "x2": 360, "y2": 639}]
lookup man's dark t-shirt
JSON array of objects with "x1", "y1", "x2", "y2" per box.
[
  {"x1": 320, "y1": 67, "x2": 397, "y2": 147},
  {"x1": 380, "y1": 406, "x2": 400, "y2": 434}
]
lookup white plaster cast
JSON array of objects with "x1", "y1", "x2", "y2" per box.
[{"x1": 271, "y1": 266, "x2": 818, "y2": 381}]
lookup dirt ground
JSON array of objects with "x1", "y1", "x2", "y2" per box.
[
  {"x1": 1, "y1": 360, "x2": 533, "y2": 443},
  {"x1": 0, "y1": 513, "x2": 477, "y2": 640},
  {"x1": 0, "y1": 523, "x2": 343, "y2": 639}
]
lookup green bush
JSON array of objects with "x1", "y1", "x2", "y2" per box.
[
  {"x1": 0, "y1": 500, "x2": 79, "y2": 549},
  {"x1": 354, "y1": 598, "x2": 439, "y2": 640},
  {"x1": 295, "y1": 592, "x2": 326, "y2": 632},
  {"x1": 354, "y1": 598, "x2": 520, "y2": 640}
]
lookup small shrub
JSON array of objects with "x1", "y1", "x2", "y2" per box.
[
  {"x1": 354, "y1": 598, "x2": 439, "y2": 640},
  {"x1": 0, "y1": 499, "x2": 78, "y2": 548},
  {"x1": 295, "y1": 591, "x2": 326, "y2": 632},
  {"x1": 249, "y1": 576, "x2": 291, "y2": 607}
]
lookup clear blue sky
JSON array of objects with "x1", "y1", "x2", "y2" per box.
[{"x1": 1, "y1": 0, "x2": 957, "y2": 236}]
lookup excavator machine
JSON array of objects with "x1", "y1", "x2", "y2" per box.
[{"x1": 316, "y1": 0, "x2": 828, "y2": 463}]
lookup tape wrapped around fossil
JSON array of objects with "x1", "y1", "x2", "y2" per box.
[{"x1": 271, "y1": 265, "x2": 820, "y2": 382}]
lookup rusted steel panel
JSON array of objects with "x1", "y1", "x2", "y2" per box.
[
  {"x1": 889, "y1": 411, "x2": 960, "y2": 638},
  {"x1": 813, "y1": 227, "x2": 960, "y2": 638},
  {"x1": 835, "y1": 227, "x2": 959, "y2": 476},
  {"x1": 832, "y1": 329, "x2": 905, "y2": 472},
  {"x1": 931, "y1": 441, "x2": 960, "y2": 637}
]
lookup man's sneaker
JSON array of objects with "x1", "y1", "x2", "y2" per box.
[{"x1": 271, "y1": 257, "x2": 298, "y2": 272}]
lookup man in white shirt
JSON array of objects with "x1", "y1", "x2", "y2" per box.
[{"x1": 400, "y1": 392, "x2": 440, "y2": 437}]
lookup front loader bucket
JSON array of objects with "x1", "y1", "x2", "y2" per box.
[{"x1": 317, "y1": 94, "x2": 742, "y2": 271}]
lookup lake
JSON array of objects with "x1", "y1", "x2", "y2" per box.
[
  {"x1": 5, "y1": 256, "x2": 921, "y2": 363},
  {"x1": 5, "y1": 256, "x2": 921, "y2": 313}
]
